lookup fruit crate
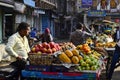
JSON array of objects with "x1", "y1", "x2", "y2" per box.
[{"x1": 28, "y1": 54, "x2": 54, "y2": 65}]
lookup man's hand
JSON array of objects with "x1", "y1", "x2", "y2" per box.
[{"x1": 16, "y1": 56, "x2": 23, "y2": 60}]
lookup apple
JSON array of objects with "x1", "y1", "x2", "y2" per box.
[
  {"x1": 45, "y1": 44, "x2": 51, "y2": 49},
  {"x1": 58, "y1": 46, "x2": 62, "y2": 50},
  {"x1": 34, "y1": 46, "x2": 40, "y2": 52},
  {"x1": 55, "y1": 43, "x2": 61, "y2": 51},
  {"x1": 49, "y1": 42, "x2": 55, "y2": 48},
  {"x1": 52, "y1": 48, "x2": 56, "y2": 53},
  {"x1": 41, "y1": 48, "x2": 47, "y2": 53},
  {"x1": 47, "y1": 48, "x2": 52, "y2": 54},
  {"x1": 37, "y1": 44, "x2": 43, "y2": 49},
  {"x1": 31, "y1": 47, "x2": 36, "y2": 52},
  {"x1": 42, "y1": 42, "x2": 48, "y2": 48}
]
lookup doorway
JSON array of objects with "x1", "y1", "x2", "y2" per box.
[{"x1": 4, "y1": 14, "x2": 13, "y2": 39}]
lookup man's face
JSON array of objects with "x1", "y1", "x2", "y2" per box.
[{"x1": 22, "y1": 27, "x2": 31, "y2": 36}]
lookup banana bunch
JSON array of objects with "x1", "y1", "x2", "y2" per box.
[{"x1": 92, "y1": 50, "x2": 102, "y2": 58}]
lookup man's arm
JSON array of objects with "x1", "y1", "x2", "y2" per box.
[{"x1": 5, "y1": 36, "x2": 19, "y2": 58}]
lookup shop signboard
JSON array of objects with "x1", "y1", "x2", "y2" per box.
[
  {"x1": 82, "y1": 0, "x2": 92, "y2": 8},
  {"x1": 87, "y1": 10, "x2": 106, "y2": 17},
  {"x1": 97, "y1": 0, "x2": 119, "y2": 12}
]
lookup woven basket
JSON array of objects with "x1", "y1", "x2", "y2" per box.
[{"x1": 28, "y1": 54, "x2": 53, "y2": 65}]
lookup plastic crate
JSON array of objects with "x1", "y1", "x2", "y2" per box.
[{"x1": 28, "y1": 54, "x2": 53, "y2": 65}]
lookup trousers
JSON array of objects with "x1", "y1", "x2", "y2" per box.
[{"x1": 107, "y1": 45, "x2": 120, "y2": 80}]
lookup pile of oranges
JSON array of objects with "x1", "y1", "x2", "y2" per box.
[{"x1": 76, "y1": 43, "x2": 91, "y2": 55}]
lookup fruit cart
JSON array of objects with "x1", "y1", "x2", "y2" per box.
[{"x1": 23, "y1": 42, "x2": 105, "y2": 80}]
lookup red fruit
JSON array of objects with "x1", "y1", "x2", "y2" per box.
[
  {"x1": 41, "y1": 48, "x2": 47, "y2": 53},
  {"x1": 37, "y1": 44, "x2": 43, "y2": 49},
  {"x1": 42, "y1": 42, "x2": 48, "y2": 48},
  {"x1": 55, "y1": 44, "x2": 60, "y2": 50},
  {"x1": 47, "y1": 48, "x2": 52, "y2": 54},
  {"x1": 49, "y1": 42, "x2": 55, "y2": 48},
  {"x1": 45, "y1": 44, "x2": 51, "y2": 49},
  {"x1": 58, "y1": 46, "x2": 62, "y2": 50},
  {"x1": 35, "y1": 47, "x2": 40, "y2": 52},
  {"x1": 52, "y1": 48, "x2": 56, "y2": 53}
]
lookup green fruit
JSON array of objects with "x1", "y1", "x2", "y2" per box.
[
  {"x1": 84, "y1": 55, "x2": 89, "y2": 61},
  {"x1": 81, "y1": 62, "x2": 86, "y2": 67},
  {"x1": 79, "y1": 59, "x2": 84, "y2": 63},
  {"x1": 77, "y1": 66, "x2": 82, "y2": 71},
  {"x1": 81, "y1": 66, "x2": 86, "y2": 70},
  {"x1": 91, "y1": 66, "x2": 97, "y2": 70},
  {"x1": 86, "y1": 66, "x2": 90, "y2": 70},
  {"x1": 89, "y1": 61, "x2": 94, "y2": 66},
  {"x1": 85, "y1": 59, "x2": 91, "y2": 64}
]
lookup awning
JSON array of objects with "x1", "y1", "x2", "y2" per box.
[
  {"x1": 14, "y1": 2, "x2": 26, "y2": 13},
  {"x1": 0, "y1": 2, "x2": 14, "y2": 8},
  {"x1": 23, "y1": 0, "x2": 35, "y2": 7}
]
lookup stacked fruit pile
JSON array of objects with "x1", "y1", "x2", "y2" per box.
[
  {"x1": 59, "y1": 42, "x2": 76, "y2": 51},
  {"x1": 58, "y1": 49, "x2": 83, "y2": 64},
  {"x1": 58, "y1": 43, "x2": 102, "y2": 71},
  {"x1": 95, "y1": 42, "x2": 116, "y2": 48},
  {"x1": 29, "y1": 42, "x2": 61, "y2": 54}
]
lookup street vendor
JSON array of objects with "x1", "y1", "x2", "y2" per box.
[
  {"x1": 107, "y1": 40, "x2": 120, "y2": 80},
  {"x1": 5, "y1": 22, "x2": 31, "y2": 79},
  {"x1": 69, "y1": 22, "x2": 92, "y2": 46}
]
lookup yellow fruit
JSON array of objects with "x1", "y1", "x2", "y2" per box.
[
  {"x1": 76, "y1": 45, "x2": 83, "y2": 50},
  {"x1": 71, "y1": 56, "x2": 79, "y2": 64},
  {"x1": 77, "y1": 55, "x2": 83, "y2": 61},
  {"x1": 71, "y1": 49, "x2": 79, "y2": 56},
  {"x1": 58, "y1": 52, "x2": 71, "y2": 63},
  {"x1": 65, "y1": 50, "x2": 73, "y2": 57}
]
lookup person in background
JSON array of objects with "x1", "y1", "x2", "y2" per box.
[
  {"x1": 113, "y1": 26, "x2": 120, "y2": 42},
  {"x1": 29, "y1": 28, "x2": 38, "y2": 40},
  {"x1": 5, "y1": 22, "x2": 31, "y2": 79},
  {"x1": 69, "y1": 22, "x2": 92, "y2": 46},
  {"x1": 107, "y1": 40, "x2": 120, "y2": 80},
  {"x1": 40, "y1": 28, "x2": 53, "y2": 43}
]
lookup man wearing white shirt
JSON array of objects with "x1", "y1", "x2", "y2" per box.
[{"x1": 5, "y1": 22, "x2": 31, "y2": 79}]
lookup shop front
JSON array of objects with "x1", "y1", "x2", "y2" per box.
[{"x1": 0, "y1": 0, "x2": 14, "y2": 43}]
